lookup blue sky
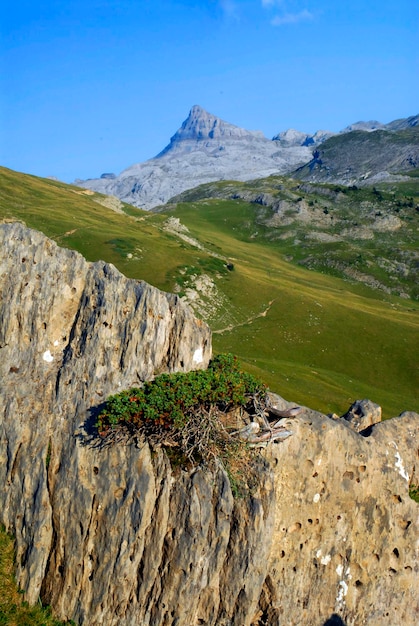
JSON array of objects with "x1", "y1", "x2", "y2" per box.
[{"x1": 1, "y1": 0, "x2": 418, "y2": 182}]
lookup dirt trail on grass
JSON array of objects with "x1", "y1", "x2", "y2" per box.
[{"x1": 213, "y1": 299, "x2": 276, "y2": 334}]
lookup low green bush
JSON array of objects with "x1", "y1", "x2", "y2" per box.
[
  {"x1": 97, "y1": 354, "x2": 267, "y2": 494},
  {"x1": 97, "y1": 353, "x2": 266, "y2": 434}
]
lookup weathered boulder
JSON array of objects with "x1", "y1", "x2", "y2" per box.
[
  {"x1": 341, "y1": 398, "x2": 382, "y2": 432},
  {"x1": 1, "y1": 223, "x2": 418, "y2": 625},
  {"x1": 260, "y1": 409, "x2": 418, "y2": 625}
]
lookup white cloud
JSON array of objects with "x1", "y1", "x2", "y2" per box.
[{"x1": 271, "y1": 9, "x2": 314, "y2": 26}]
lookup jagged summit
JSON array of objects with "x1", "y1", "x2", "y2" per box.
[
  {"x1": 272, "y1": 128, "x2": 309, "y2": 145},
  {"x1": 158, "y1": 104, "x2": 265, "y2": 155},
  {"x1": 77, "y1": 106, "x2": 312, "y2": 209}
]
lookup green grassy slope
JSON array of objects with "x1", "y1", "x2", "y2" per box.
[
  {"x1": 166, "y1": 199, "x2": 418, "y2": 417},
  {"x1": 1, "y1": 166, "x2": 418, "y2": 418},
  {"x1": 0, "y1": 166, "x2": 208, "y2": 290},
  {"x1": 171, "y1": 175, "x2": 419, "y2": 300}
]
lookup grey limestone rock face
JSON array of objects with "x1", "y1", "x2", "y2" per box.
[
  {"x1": 262, "y1": 409, "x2": 419, "y2": 626},
  {"x1": 272, "y1": 128, "x2": 335, "y2": 147},
  {"x1": 76, "y1": 110, "x2": 418, "y2": 208},
  {"x1": 76, "y1": 106, "x2": 312, "y2": 210},
  {"x1": 1, "y1": 223, "x2": 418, "y2": 625},
  {"x1": 0, "y1": 222, "x2": 212, "y2": 607},
  {"x1": 161, "y1": 104, "x2": 266, "y2": 146}
]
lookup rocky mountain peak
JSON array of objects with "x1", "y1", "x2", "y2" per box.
[
  {"x1": 272, "y1": 127, "x2": 335, "y2": 147},
  {"x1": 273, "y1": 128, "x2": 309, "y2": 145},
  {"x1": 342, "y1": 120, "x2": 385, "y2": 133},
  {"x1": 160, "y1": 105, "x2": 265, "y2": 154},
  {"x1": 76, "y1": 108, "x2": 418, "y2": 210}
]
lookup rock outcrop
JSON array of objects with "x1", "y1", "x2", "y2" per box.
[
  {"x1": 341, "y1": 398, "x2": 382, "y2": 433},
  {"x1": 1, "y1": 223, "x2": 418, "y2": 625},
  {"x1": 272, "y1": 128, "x2": 335, "y2": 147},
  {"x1": 261, "y1": 410, "x2": 419, "y2": 625}
]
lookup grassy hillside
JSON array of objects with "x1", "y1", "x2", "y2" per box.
[
  {"x1": 163, "y1": 198, "x2": 418, "y2": 417},
  {"x1": 0, "y1": 166, "x2": 207, "y2": 290},
  {"x1": 171, "y1": 175, "x2": 419, "y2": 300},
  {"x1": 1, "y1": 166, "x2": 418, "y2": 419}
]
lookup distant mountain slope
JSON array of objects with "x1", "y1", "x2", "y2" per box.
[
  {"x1": 271, "y1": 128, "x2": 335, "y2": 146},
  {"x1": 341, "y1": 114, "x2": 419, "y2": 133},
  {"x1": 75, "y1": 106, "x2": 313, "y2": 209},
  {"x1": 76, "y1": 107, "x2": 419, "y2": 208},
  {"x1": 293, "y1": 126, "x2": 419, "y2": 185},
  {"x1": 382, "y1": 114, "x2": 419, "y2": 130}
]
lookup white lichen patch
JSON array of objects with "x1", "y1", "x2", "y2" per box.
[
  {"x1": 394, "y1": 451, "x2": 409, "y2": 481},
  {"x1": 321, "y1": 554, "x2": 331, "y2": 565},
  {"x1": 313, "y1": 493, "x2": 321, "y2": 503},
  {"x1": 335, "y1": 564, "x2": 352, "y2": 611},
  {"x1": 316, "y1": 549, "x2": 322, "y2": 558},
  {"x1": 389, "y1": 441, "x2": 409, "y2": 481},
  {"x1": 53, "y1": 340, "x2": 60, "y2": 346},
  {"x1": 193, "y1": 347, "x2": 204, "y2": 364},
  {"x1": 43, "y1": 350, "x2": 54, "y2": 363},
  {"x1": 337, "y1": 580, "x2": 348, "y2": 603}
]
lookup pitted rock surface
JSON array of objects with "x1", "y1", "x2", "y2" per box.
[
  {"x1": 1, "y1": 223, "x2": 418, "y2": 625},
  {"x1": 261, "y1": 409, "x2": 419, "y2": 625}
]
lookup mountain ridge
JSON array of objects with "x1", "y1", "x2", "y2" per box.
[
  {"x1": 159, "y1": 104, "x2": 266, "y2": 152},
  {"x1": 294, "y1": 125, "x2": 419, "y2": 185},
  {"x1": 75, "y1": 106, "x2": 419, "y2": 209}
]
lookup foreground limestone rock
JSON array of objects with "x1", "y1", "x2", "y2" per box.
[
  {"x1": 341, "y1": 398, "x2": 382, "y2": 433},
  {"x1": 1, "y1": 223, "x2": 418, "y2": 625},
  {"x1": 262, "y1": 411, "x2": 418, "y2": 625}
]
